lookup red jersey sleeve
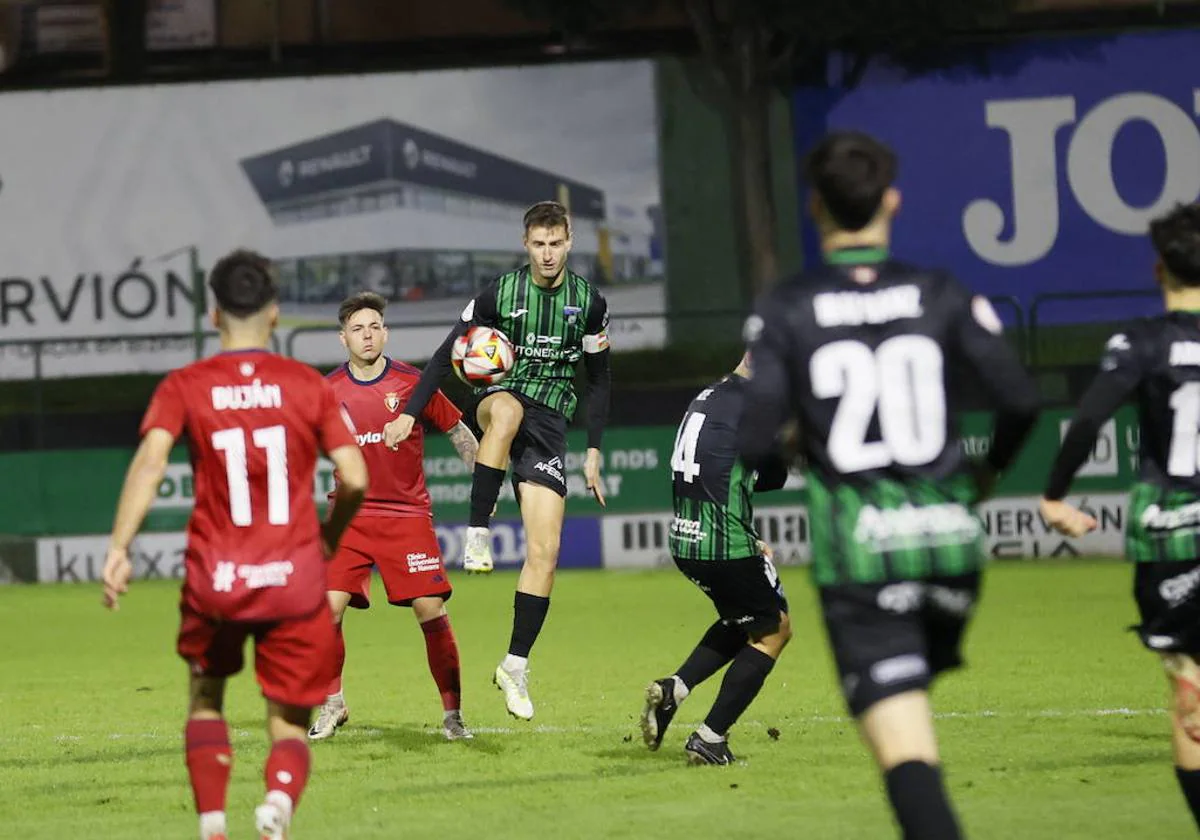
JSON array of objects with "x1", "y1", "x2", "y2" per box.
[
  {"x1": 317, "y1": 378, "x2": 358, "y2": 452},
  {"x1": 423, "y1": 388, "x2": 463, "y2": 433},
  {"x1": 140, "y1": 372, "x2": 186, "y2": 438}
]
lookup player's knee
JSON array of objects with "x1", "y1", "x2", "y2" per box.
[
  {"x1": 526, "y1": 533, "x2": 561, "y2": 567},
  {"x1": 487, "y1": 396, "x2": 524, "y2": 437}
]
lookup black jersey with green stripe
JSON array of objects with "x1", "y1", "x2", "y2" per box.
[
  {"x1": 669, "y1": 375, "x2": 777, "y2": 562},
  {"x1": 1047, "y1": 312, "x2": 1200, "y2": 563},
  {"x1": 739, "y1": 248, "x2": 1040, "y2": 587},
  {"x1": 468, "y1": 266, "x2": 607, "y2": 420}
]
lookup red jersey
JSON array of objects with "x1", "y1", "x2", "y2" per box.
[
  {"x1": 141, "y1": 350, "x2": 356, "y2": 622},
  {"x1": 326, "y1": 359, "x2": 461, "y2": 518}
]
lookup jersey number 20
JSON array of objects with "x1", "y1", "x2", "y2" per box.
[
  {"x1": 811, "y1": 335, "x2": 946, "y2": 473},
  {"x1": 212, "y1": 425, "x2": 290, "y2": 526}
]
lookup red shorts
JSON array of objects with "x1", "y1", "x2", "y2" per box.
[
  {"x1": 176, "y1": 600, "x2": 335, "y2": 709},
  {"x1": 327, "y1": 515, "x2": 451, "y2": 609}
]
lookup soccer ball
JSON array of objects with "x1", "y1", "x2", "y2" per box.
[{"x1": 451, "y1": 326, "x2": 515, "y2": 386}]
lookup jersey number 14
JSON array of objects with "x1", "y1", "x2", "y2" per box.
[{"x1": 811, "y1": 336, "x2": 947, "y2": 473}]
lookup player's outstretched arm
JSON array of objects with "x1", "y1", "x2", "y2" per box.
[
  {"x1": 386, "y1": 287, "x2": 499, "y2": 449},
  {"x1": 323, "y1": 444, "x2": 367, "y2": 554},
  {"x1": 753, "y1": 450, "x2": 792, "y2": 493},
  {"x1": 1041, "y1": 330, "x2": 1145, "y2": 535},
  {"x1": 103, "y1": 427, "x2": 175, "y2": 610}
]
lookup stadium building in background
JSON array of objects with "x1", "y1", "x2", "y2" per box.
[{"x1": 239, "y1": 118, "x2": 661, "y2": 315}]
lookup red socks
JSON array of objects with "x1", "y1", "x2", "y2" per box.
[
  {"x1": 265, "y1": 738, "x2": 311, "y2": 807},
  {"x1": 185, "y1": 719, "x2": 232, "y2": 815},
  {"x1": 421, "y1": 615, "x2": 462, "y2": 711}
]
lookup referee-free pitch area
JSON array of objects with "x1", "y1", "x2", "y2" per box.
[{"x1": 0, "y1": 560, "x2": 1190, "y2": 838}]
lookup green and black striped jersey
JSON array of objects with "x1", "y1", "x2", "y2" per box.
[
  {"x1": 669, "y1": 375, "x2": 788, "y2": 562},
  {"x1": 1048, "y1": 313, "x2": 1200, "y2": 564},
  {"x1": 739, "y1": 248, "x2": 1040, "y2": 587},
  {"x1": 465, "y1": 266, "x2": 608, "y2": 419}
]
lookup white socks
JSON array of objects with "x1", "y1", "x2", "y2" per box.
[
  {"x1": 669, "y1": 674, "x2": 691, "y2": 705},
  {"x1": 502, "y1": 654, "x2": 528, "y2": 673}
]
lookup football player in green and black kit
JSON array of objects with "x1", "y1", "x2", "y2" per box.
[
  {"x1": 1041, "y1": 202, "x2": 1200, "y2": 832},
  {"x1": 739, "y1": 132, "x2": 1041, "y2": 839},
  {"x1": 384, "y1": 201, "x2": 610, "y2": 721},
  {"x1": 639, "y1": 354, "x2": 793, "y2": 765}
]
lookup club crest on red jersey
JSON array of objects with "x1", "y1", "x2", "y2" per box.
[{"x1": 384, "y1": 391, "x2": 400, "y2": 413}]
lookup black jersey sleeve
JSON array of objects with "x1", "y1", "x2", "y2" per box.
[
  {"x1": 738, "y1": 299, "x2": 795, "y2": 471},
  {"x1": 950, "y1": 288, "x2": 1041, "y2": 473},
  {"x1": 582, "y1": 292, "x2": 611, "y2": 449},
  {"x1": 1044, "y1": 329, "x2": 1145, "y2": 500},
  {"x1": 752, "y1": 451, "x2": 791, "y2": 492},
  {"x1": 401, "y1": 284, "x2": 499, "y2": 419}
]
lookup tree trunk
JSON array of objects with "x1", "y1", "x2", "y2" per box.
[{"x1": 730, "y1": 84, "x2": 781, "y2": 295}]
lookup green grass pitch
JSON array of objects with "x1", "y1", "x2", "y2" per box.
[{"x1": 1, "y1": 560, "x2": 1193, "y2": 838}]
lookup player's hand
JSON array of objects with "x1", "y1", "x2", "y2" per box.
[
  {"x1": 584, "y1": 447, "x2": 606, "y2": 508},
  {"x1": 383, "y1": 414, "x2": 416, "y2": 450},
  {"x1": 1040, "y1": 497, "x2": 1097, "y2": 538},
  {"x1": 757, "y1": 540, "x2": 774, "y2": 562},
  {"x1": 101, "y1": 545, "x2": 132, "y2": 611}
]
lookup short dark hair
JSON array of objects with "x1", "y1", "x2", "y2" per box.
[
  {"x1": 523, "y1": 201, "x2": 571, "y2": 236},
  {"x1": 338, "y1": 290, "x2": 387, "y2": 326},
  {"x1": 1150, "y1": 203, "x2": 1200, "y2": 287},
  {"x1": 208, "y1": 249, "x2": 278, "y2": 319},
  {"x1": 804, "y1": 131, "x2": 898, "y2": 231}
]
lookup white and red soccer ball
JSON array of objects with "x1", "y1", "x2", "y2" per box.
[{"x1": 451, "y1": 326, "x2": 516, "y2": 386}]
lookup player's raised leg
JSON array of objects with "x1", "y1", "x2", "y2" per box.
[
  {"x1": 465, "y1": 392, "x2": 523, "y2": 573},
  {"x1": 494, "y1": 482, "x2": 562, "y2": 720},
  {"x1": 185, "y1": 675, "x2": 234, "y2": 840},
  {"x1": 308, "y1": 590, "x2": 352, "y2": 741},
  {"x1": 685, "y1": 612, "x2": 793, "y2": 766},
  {"x1": 412, "y1": 596, "x2": 471, "y2": 740}
]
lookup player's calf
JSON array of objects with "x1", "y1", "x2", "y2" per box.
[{"x1": 1164, "y1": 653, "x2": 1200, "y2": 742}]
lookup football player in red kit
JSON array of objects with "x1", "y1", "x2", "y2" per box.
[
  {"x1": 101, "y1": 250, "x2": 369, "y2": 840},
  {"x1": 308, "y1": 291, "x2": 480, "y2": 742}
]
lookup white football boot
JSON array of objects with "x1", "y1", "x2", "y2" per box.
[
  {"x1": 493, "y1": 662, "x2": 534, "y2": 720},
  {"x1": 463, "y1": 526, "x2": 494, "y2": 574}
]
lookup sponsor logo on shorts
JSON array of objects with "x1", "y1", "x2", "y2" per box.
[
  {"x1": 406, "y1": 552, "x2": 442, "y2": 573},
  {"x1": 1160, "y1": 566, "x2": 1200, "y2": 606},
  {"x1": 854, "y1": 503, "x2": 980, "y2": 553},
  {"x1": 869, "y1": 654, "x2": 929, "y2": 686},
  {"x1": 534, "y1": 456, "x2": 565, "y2": 484},
  {"x1": 1141, "y1": 501, "x2": 1200, "y2": 532},
  {"x1": 212, "y1": 560, "x2": 294, "y2": 592}
]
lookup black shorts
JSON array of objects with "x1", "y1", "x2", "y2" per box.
[
  {"x1": 1133, "y1": 561, "x2": 1200, "y2": 655},
  {"x1": 483, "y1": 388, "x2": 569, "y2": 498},
  {"x1": 674, "y1": 555, "x2": 789, "y2": 637},
  {"x1": 820, "y1": 574, "x2": 980, "y2": 718}
]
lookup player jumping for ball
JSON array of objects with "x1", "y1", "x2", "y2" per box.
[
  {"x1": 101, "y1": 251, "x2": 368, "y2": 840},
  {"x1": 384, "y1": 200, "x2": 611, "y2": 720},
  {"x1": 1040, "y1": 202, "x2": 1200, "y2": 831},
  {"x1": 307, "y1": 291, "x2": 481, "y2": 743}
]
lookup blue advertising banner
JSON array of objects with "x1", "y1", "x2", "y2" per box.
[
  {"x1": 791, "y1": 29, "x2": 1200, "y2": 322},
  {"x1": 434, "y1": 517, "x2": 603, "y2": 571}
]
